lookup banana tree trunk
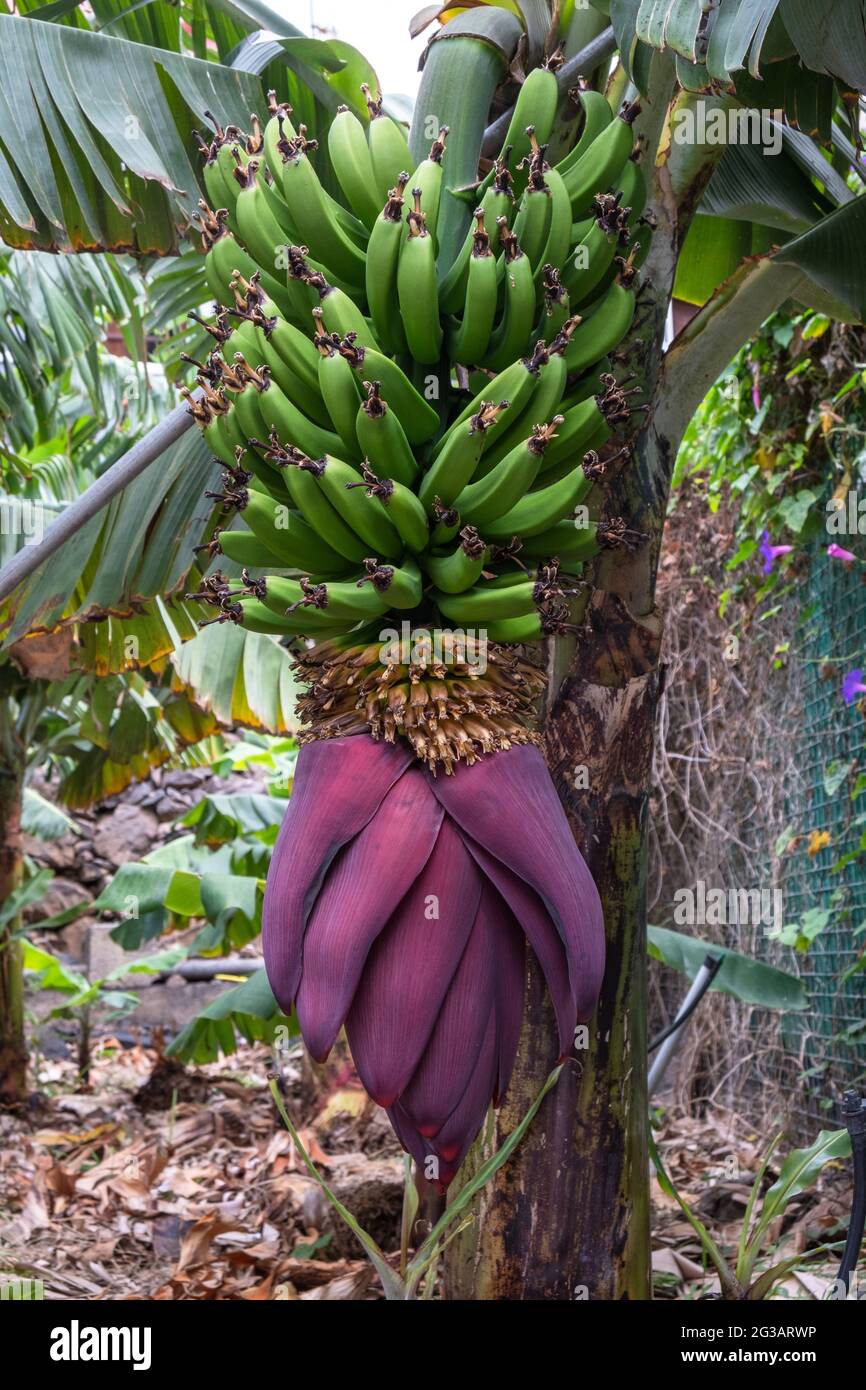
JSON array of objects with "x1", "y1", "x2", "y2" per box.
[{"x1": 0, "y1": 745, "x2": 26, "y2": 1104}]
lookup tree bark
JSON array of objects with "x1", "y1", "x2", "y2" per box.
[{"x1": 0, "y1": 749, "x2": 26, "y2": 1104}]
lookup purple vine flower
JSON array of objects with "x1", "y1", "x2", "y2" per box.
[
  {"x1": 760, "y1": 530, "x2": 793, "y2": 575},
  {"x1": 843, "y1": 670, "x2": 866, "y2": 706}
]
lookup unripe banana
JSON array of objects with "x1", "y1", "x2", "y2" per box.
[
  {"x1": 236, "y1": 594, "x2": 346, "y2": 637},
  {"x1": 512, "y1": 135, "x2": 554, "y2": 275},
  {"x1": 256, "y1": 376, "x2": 345, "y2": 460},
  {"x1": 217, "y1": 527, "x2": 289, "y2": 570},
  {"x1": 448, "y1": 210, "x2": 498, "y2": 367},
  {"x1": 422, "y1": 527, "x2": 488, "y2": 593},
  {"x1": 434, "y1": 579, "x2": 539, "y2": 624},
  {"x1": 432, "y1": 342, "x2": 549, "y2": 462},
  {"x1": 481, "y1": 461, "x2": 595, "y2": 541},
  {"x1": 518, "y1": 520, "x2": 601, "y2": 564},
  {"x1": 346, "y1": 461, "x2": 429, "y2": 553},
  {"x1": 563, "y1": 274, "x2": 636, "y2": 375},
  {"x1": 430, "y1": 500, "x2": 462, "y2": 547},
  {"x1": 232, "y1": 160, "x2": 288, "y2": 284},
  {"x1": 480, "y1": 613, "x2": 544, "y2": 644},
  {"x1": 201, "y1": 210, "x2": 296, "y2": 320},
  {"x1": 298, "y1": 453, "x2": 404, "y2": 559},
  {"x1": 473, "y1": 329, "x2": 571, "y2": 478},
  {"x1": 262, "y1": 93, "x2": 298, "y2": 183},
  {"x1": 482, "y1": 224, "x2": 537, "y2": 372},
  {"x1": 499, "y1": 62, "x2": 562, "y2": 179},
  {"x1": 454, "y1": 419, "x2": 561, "y2": 528},
  {"x1": 556, "y1": 87, "x2": 614, "y2": 177},
  {"x1": 418, "y1": 402, "x2": 506, "y2": 511},
  {"x1": 279, "y1": 130, "x2": 367, "y2": 288},
  {"x1": 365, "y1": 175, "x2": 410, "y2": 355},
  {"x1": 262, "y1": 573, "x2": 391, "y2": 622},
  {"x1": 257, "y1": 439, "x2": 369, "y2": 562},
  {"x1": 438, "y1": 155, "x2": 514, "y2": 314},
  {"x1": 329, "y1": 104, "x2": 383, "y2": 230},
  {"x1": 355, "y1": 381, "x2": 417, "y2": 487},
  {"x1": 363, "y1": 84, "x2": 413, "y2": 202},
  {"x1": 343, "y1": 341, "x2": 440, "y2": 444},
  {"x1": 315, "y1": 313, "x2": 363, "y2": 460},
  {"x1": 561, "y1": 100, "x2": 640, "y2": 217},
  {"x1": 287, "y1": 250, "x2": 381, "y2": 349},
  {"x1": 397, "y1": 190, "x2": 443, "y2": 365},
  {"x1": 240, "y1": 482, "x2": 351, "y2": 573},
  {"x1": 408, "y1": 126, "x2": 448, "y2": 250}
]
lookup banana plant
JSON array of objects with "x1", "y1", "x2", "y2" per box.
[{"x1": 1, "y1": 0, "x2": 866, "y2": 1300}]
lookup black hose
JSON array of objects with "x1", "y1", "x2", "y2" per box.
[
  {"x1": 648, "y1": 953, "x2": 725, "y2": 1054},
  {"x1": 836, "y1": 1090, "x2": 866, "y2": 1296}
]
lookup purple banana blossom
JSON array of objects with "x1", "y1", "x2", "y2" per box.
[
  {"x1": 760, "y1": 530, "x2": 793, "y2": 575},
  {"x1": 263, "y1": 735, "x2": 605, "y2": 1188},
  {"x1": 843, "y1": 669, "x2": 866, "y2": 706}
]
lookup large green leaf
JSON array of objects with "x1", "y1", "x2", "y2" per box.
[
  {"x1": 0, "y1": 14, "x2": 267, "y2": 253},
  {"x1": 167, "y1": 968, "x2": 294, "y2": 1063},
  {"x1": 780, "y1": 0, "x2": 866, "y2": 93},
  {"x1": 647, "y1": 924, "x2": 808, "y2": 1010},
  {"x1": 772, "y1": 193, "x2": 866, "y2": 323},
  {"x1": 170, "y1": 621, "x2": 300, "y2": 734},
  {"x1": 702, "y1": 139, "x2": 830, "y2": 235}
]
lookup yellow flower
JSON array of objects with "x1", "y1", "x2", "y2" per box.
[{"x1": 807, "y1": 830, "x2": 831, "y2": 857}]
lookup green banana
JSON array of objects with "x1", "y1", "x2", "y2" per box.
[
  {"x1": 563, "y1": 275, "x2": 636, "y2": 375},
  {"x1": 439, "y1": 156, "x2": 514, "y2": 313},
  {"x1": 254, "y1": 439, "x2": 370, "y2": 563},
  {"x1": 512, "y1": 140, "x2": 553, "y2": 275},
  {"x1": 355, "y1": 380, "x2": 417, "y2": 487},
  {"x1": 418, "y1": 402, "x2": 506, "y2": 510},
  {"x1": 365, "y1": 175, "x2": 410, "y2": 355},
  {"x1": 397, "y1": 190, "x2": 443, "y2": 365},
  {"x1": 201, "y1": 210, "x2": 295, "y2": 320},
  {"x1": 482, "y1": 225, "x2": 537, "y2": 372},
  {"x1": 433, "y1": 342, "x2": 548, "y2": 461},
  {"x1": 434, "y1": 579, "x2": 539, "y2": 624},
  {"x1": 262, "y1": 573, "x2": 391, "y2": 622},
  {"x1": 236, "y1": 594, "x2": 345, "y2": 637},
  {"x1": 538, "y1": 394, "x2": 612, "y2": 475},
  {"x1": 299, "y1": 453, "x2": 404, "y2": 558},
  {"x1": 481, "y1": 462, "x2": 595, "y2": 542},
  {"x1": 447, "y1": 210, "x2": 498, "y2": 367},
  {"x1": 472, "y1": 335, "x2": 570, "y2": 479},
  {"x1": 217, "y1": 527, "x2": 289, "y2": 570},
  {"x1": 279, "y1": 131, "x2": 367, "y2": 287},
  {"x1": 562, "y1": 100, "x2": 640, "y2": 217},
  {"x1": 288, "y1": 251, "x2": 381, "y2": 350},
  {"x1": 240, "y1": 483, "x2": 351, "y2": 573},
  {"x1": 408, "y1": 126, "x2": 448, "y2": 250},
  {"x1": 232, "y1": 160, "x2": 288, "y2": 283},
  {"x1": 499, "y1": 62, "x2": 561, "y2": 178},
  {"x1": 262, "y1": 93, "x2": 297, "y2": 184},
  {"x1": 342, "y1": 341, "x2": 440, "y2": 444},
  {"x1": 453, "y1": 420, "x2": 561, "y2": 528},
  {"x1": 315, "y1": 314, "x2": 363, "y2": 460},
  {"x1": 363, "y1": 555, "x2": 423, "y2": 609},
  {"x1": 562, "y1": 214, "x2": 619, "y2": 304},
  {"x1": 519, "y1": 520, "x2": 601, "y2": 564},
  {"x1": 362, "y1": 85, "x2": 413, "y2": 202},
  {"x1": 481, "y1": 613, "x2": 545, "y2": 643},
  {"x1": 430, "y1": 501, "x2": 462, "y2": 547},
  {"x1": 422, "y1": 527, "x2": 488, "y2": 594},
  {"x1": 557, "y1": 87, "x2": 614, "y2": 176},
  {"x1": 256, "y1": 375, "x2": 345, "y2": 460},
  {"x1": 537, "y1": 165, "x2": 573, "y2": 283},
  {"x1": 328, "y1": 104, "x2": 383, "y2": 230},
  {"x1": 346, "y1": 461, "x2": 429, "y2": 553}
]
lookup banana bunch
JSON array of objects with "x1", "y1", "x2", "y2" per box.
[{"x1": 186, "y1": 72, "x2": 649, "y2": 652}]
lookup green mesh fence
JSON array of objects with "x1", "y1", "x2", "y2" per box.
[{"x1": 778, "y1": 539, "x2": 866, "y2": 1134}]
